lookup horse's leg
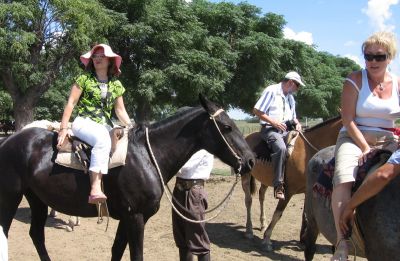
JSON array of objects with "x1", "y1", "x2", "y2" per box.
[
  {"x1": 0, "y1": 193, "x2": 23, "y2": 236},
  {"x1": 302, "y1": 210, "x2": 319, "y2": 261},
  {"x1": 126, "y1": 213, "x2": 145, "y2": 261},
  {"x1": 261, "y1": 195, "x2": 292, "y2": 251},
  {"x1": 259, "y1": 184, "x2": 268, "y2": 234},
  {"x1": 65, "y1": 216, "x2": 80, "y2": 232},
  {"x1": 299, "y1": 209, "x2": 308, "y2": 245},
  {"x1": 111, "y1": 220, "x2": 128, "y2": 261},
  {"x1": 112, "y1": 213, "x2": 145, "y2": 261},
  {"x1": 24, "y1": 190, "x2": 51, "y2": 261},
  {"x1": 241, "y1": 173, "x2": 254, "y2": 239}
]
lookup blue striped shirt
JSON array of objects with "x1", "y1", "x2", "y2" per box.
[{"x1": 254, "y1": 83, "x2": 296, "y2": 125}]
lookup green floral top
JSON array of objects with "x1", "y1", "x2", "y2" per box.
[{"x1": 75, "y1": 73, "x2": 125, "y2": 125}]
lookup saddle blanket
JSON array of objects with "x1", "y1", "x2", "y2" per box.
[
  {"x1": 312, "y1": 149, "x2": 392, "y2": 199},
  {"x1": 23, "y1": 120, "x2": 128, "y2": 171}
]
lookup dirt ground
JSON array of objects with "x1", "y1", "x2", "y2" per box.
[{"x1": 6, "y1": 160, "x2": 362, "y2": 261}]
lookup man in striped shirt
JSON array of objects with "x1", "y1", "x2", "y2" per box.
[{"x1": 253, "y1": 71, "x2": 304, "y2": 200}]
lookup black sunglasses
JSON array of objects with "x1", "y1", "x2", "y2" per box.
[{"x1": 364, "y1": 53, "x2": 388, "y2": 62}]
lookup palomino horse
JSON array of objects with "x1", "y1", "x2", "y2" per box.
[
  {"x1": 303, "y1": 146, "x2": 400, "y2": 260},
  {"x1": 241, "y1": 116, "x2": 342, "y2": 251},
  {"x1": 0, "y1": 95, "x2": 254, "y2": 261}
]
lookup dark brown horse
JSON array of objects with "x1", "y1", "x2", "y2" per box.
[
  {"x1": 0, "y1": 95, "x2": 254, "y2": 261},
  {"x1": 241, "y1": 116, "x2": 342, "y2": 251}
]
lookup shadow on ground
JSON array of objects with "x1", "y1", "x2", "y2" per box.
[
  {"x1": 13, "y1": 207, "x2": 71, "y2": 229},
  {"x1": 207, "y1": 222, "x2": 332, "y2": 260}
]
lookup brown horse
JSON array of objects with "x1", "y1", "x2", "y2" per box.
[{"x1": 241, "y1": 116, "x2": 342, "y2": 251}]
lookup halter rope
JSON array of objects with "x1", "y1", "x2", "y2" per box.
[{"x1": 144, "y1": 108, "x2": 242, "y2": 223}]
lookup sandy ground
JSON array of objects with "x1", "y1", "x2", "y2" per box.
[{"x1": 6, "y1": 160, "x2": 364, "y2": 261}]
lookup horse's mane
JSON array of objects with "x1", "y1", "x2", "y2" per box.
[
  {"x1": 135, "y1": 106, "x2": 204, "y2": 132},
  {"x1": 304, "y1": 115, "x2": 341, "y2": 132}
]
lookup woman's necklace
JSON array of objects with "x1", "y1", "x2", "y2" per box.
[{"x1": 367, "y1": 73, "x2": 385, "y2": 91}]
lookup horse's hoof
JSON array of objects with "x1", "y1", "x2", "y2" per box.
[
  {"x1": 261, "y1": 240, "x2": 273, "y2": 252},
  {"x1": 65, "y1": 225, "x2": 73, "y2": 232},
  {"x1": 49, "y1": 209, "x2": 57, "y2": 217}
]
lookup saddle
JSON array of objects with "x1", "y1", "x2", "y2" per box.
[
  {"x1": 22, "y1": 120, "x2": 130, "y2": 172},
  {"x1": 254, "y1": 130, "x2": 299, "y2": 162},
  {"x1": 57, "y1": 127, "x2": 125, "y2": 173}
]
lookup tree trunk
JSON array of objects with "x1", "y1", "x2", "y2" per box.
[
  {"x1": 135, "y1": 98, "x2": 151, "y2": 123},
  {"x1": 13, "y1": 99, "x2": 35, "y2": 131}
]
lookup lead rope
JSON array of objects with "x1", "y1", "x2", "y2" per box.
[{"x1": 145, "y1": 127, "x2": 238, "y2": 223}]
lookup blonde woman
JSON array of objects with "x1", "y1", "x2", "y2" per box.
[{"x1": 331, "y1": 31, "x2": 400, "y2": 260}]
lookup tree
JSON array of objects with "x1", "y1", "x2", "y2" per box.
[
  {"x1": 101, "y1": 0, "x2": 237, "y2": 121},
  {"x1": 0, "y1": 0, "x2": 123, "y2": 129}
]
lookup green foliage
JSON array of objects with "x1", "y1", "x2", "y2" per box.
[
  {"x1": 0, "y1": 0, "x2": 124, "y2": 127},
  {"x1": 0, "y1": 0, "x2": 361, "y2": 125},
  {"x1": 0, "y1": 90, "x2": 13, "y2": 119}
]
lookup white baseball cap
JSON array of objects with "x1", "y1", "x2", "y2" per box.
[{"x1": 284, "y1": 71, "x2": 305, "y2": 86}]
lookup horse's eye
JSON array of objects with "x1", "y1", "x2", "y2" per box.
[{"x1": 223, "y1": 125, "x2": 232, "y2": 132}]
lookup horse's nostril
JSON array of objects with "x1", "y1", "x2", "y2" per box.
[{"x1": 248, "y1": 159, "x2": 255, "y2": 168}]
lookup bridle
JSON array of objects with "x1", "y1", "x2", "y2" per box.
[
  {"x1": 209, "y1": 108, "x2": 242, "y2": 173},
  {"x1": 144, "y1": 108, "x2": 244, "y2": 223}
]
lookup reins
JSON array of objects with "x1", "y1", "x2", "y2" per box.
[
  {"x1": 144, "y1": 108, "x2": 242, "y2": 223},
  {"x1": 298, "y1": 131, "x2": 319, "y2": 152}
]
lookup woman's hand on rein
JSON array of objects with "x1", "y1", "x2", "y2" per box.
[
  {"x1": 358, "y1": 148, "x2": 371, "y2": 166},
  {"x1": 57, "y1": 129, "x2": 69, "y2": 148}
]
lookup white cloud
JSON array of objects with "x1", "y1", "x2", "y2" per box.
[
  {"x1": 283, "y1": 27, "x2": 313, "y2": 45},
  {"x1": 362, "y1": 0, "x2": 399, "y2": 31},
  {"x1": 344, "y1": 54, "x2": 363, "y2": 67},
  {"x1": 344, "y1": 40, "x2": 357, "y2": 47}
]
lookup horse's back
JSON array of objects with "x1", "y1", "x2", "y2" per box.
[{"x1": 0, "y1": 127, "x2": 55, "y2": 181}]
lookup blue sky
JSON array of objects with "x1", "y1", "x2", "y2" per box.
[{"x1": 203, "y1": 0, "x2": 400, "y2": 119}]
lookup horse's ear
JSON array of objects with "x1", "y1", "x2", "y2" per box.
[{"x1": 199, "y1": 93, "x2": 219, "y2": 114}]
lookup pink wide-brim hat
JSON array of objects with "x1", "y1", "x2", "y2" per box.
[{"x1": 80, "y1": 44, "x2": 122, "y2": 75}]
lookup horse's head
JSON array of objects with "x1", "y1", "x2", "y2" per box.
[{"x1": 199, "y1": 94, "x2": 254, "y2": 174}]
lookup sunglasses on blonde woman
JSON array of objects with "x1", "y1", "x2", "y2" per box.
[{"x1": 364, "y1": 53, "x2": 388, "y2": 62}]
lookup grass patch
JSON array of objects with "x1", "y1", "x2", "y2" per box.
[{"x1": 211, "y1": 168, "x2": 232, "y2": 176}]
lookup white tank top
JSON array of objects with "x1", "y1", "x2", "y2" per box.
[{"x1": 354, "y1": 69, "x2": 399, "y2": 129}]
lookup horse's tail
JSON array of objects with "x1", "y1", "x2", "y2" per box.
[{"x1": 250, "y1": 174, "x2": 257, "y2": 196}]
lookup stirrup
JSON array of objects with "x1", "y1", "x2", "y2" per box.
[{"x1": 95, "y1": 201, "x2": 110, "y2": 232}]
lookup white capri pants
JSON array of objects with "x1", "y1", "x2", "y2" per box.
[
  {"x1": 72, "y1": 116, "x2": 111, "y2": 174},
  {"x1": 333, "y1": 129, "x2": 398, "y2": 186}
]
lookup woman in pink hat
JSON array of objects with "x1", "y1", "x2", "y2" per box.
[{"x1": 57, "y1": 43, "x2": 133, "y2": 204}]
